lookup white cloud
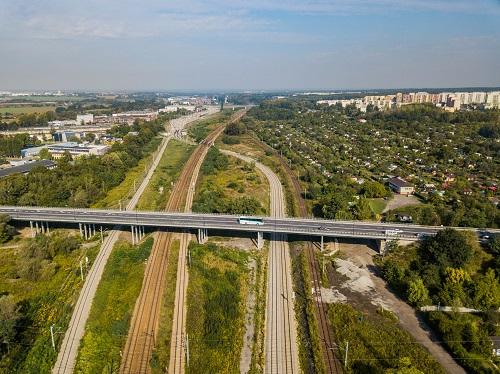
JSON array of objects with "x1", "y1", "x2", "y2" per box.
[{"x1": 2, "y1": 0, "x2": 499, "y2": 41}]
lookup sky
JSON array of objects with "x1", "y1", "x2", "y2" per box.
[{"x1": 1, "y1": 0, "x2": 499, "y2": 91}]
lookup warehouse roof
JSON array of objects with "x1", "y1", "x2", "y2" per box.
[{"x1": 0, "y1": 160, "x2": 56, "y2": 178}]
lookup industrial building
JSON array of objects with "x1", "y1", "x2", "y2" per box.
[
  {"x1": 0, "y1": 160, "x2": 56, "y2": 179},
  {"x1": 388, "y1": 177, "x2": 415, "y2": 195},
  {"x1": 21, "y1": 142, "x2": 109, "y2": 159}
]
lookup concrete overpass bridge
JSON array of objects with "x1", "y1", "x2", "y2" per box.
[{"x1": 1, "y1": 206, "x2": 498, "y2": 252}]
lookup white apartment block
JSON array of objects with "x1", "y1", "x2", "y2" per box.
[{"x1": 318, "y1": 90, "x2": 500, "y2": 111}]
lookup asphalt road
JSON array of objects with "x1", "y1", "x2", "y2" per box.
[
  {"x1": 51, "y1": 112, "x2": 207, "y2": 374},
  {"x1": 5, "y1": 207, "x2": 498, "y2": 243}
]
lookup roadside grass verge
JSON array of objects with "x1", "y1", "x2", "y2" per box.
[
  {"x1": 74, "y1": 238, "x2": 153, "y2": 373},
  {"x1": 136, "y1": 139, "x2": 195, "y2": 211},
  {"x1": 92, "y1": 137, "x2": 162, "y2": 209},
  {"x1": 185, "y1": 242, "x2": 250, "y2": 373},
  {"x1": 290, "y1": 243, "x2": 326, "y2": 374},
  {"x1": 150, "y1": 239, "x2": 180, "y2": 373},
  {"x1": 328, "y1": 303, "x2": 445, "y2": 373},
  {"x1": 249, "y1": 244, "x2": 268, "y2": 374},
  {"x1": 0, "y1": 232, "x2": 99, "y2": 373}
]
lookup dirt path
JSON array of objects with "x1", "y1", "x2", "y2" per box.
[
  {"x1": 382, "y1": 194, "x2": 422, "y2": 213},
  {"x1": 335, "y1": 244, "x2": 466, "y2": 374}
]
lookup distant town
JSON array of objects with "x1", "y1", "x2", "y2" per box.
[{"x1": 318, "y1": 90, "x2": 500, "y2": 112}]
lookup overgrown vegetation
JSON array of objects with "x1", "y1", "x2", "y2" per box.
[
  {"x1": 291, "y1": 246, "x2": 325, "y2": 373},
  {"x1": 150, "y1": 240, "x2": 180, "y2": 373},
  {"x1": 193, "y1": 147, "x2": 267, "y2": 215},
  {"x1": 0, "y1": 232, "x2": 98, "y2": 372},
  {"x1": 185, "y1": 242, "x2": 250, "y2": 373},
  {"x1": 75, "y1": 238, "x2": 153, "y2": 373},
  {"x1": 188, "y1": 110, "x2": 231, "y2": 143},
  {"x1": 136, "y1": 139, "x2": 195, "y2": 211},
  {"x1": 377, "y1": 230, "x2": 500, "y2": 373},
  {"x1": 0, "y1": 215, "x2": 15, "y2": 244},
  {"x1": 249, "y1": 245, "x2": 267, "y2": 374},
  {"x1": 328, "y1": 303, "x2": 445, "y2": 373}
]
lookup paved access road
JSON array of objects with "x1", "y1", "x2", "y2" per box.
[
  {"x1": 222, "y1": 151, "x2": 299, "y2": 374},
  {"x1": 52, "y1": 112, "x2": 209, "y2": 374}
]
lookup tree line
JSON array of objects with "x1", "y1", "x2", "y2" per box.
[{"x1": 0, "y1": 119, "x2": 165, "y2": 207}]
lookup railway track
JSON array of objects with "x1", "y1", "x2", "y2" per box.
[
  {"x1": 221, "y1": 150, "x2": 300, "y2": 373},
  {"x1": 120, "y1": 110, "x2": 245, "y2": 374},
  {"x1": 262, "y1": 143, "x2": 342, "y2": 373}
]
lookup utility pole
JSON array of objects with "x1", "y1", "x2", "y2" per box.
[
  {"x1": 185, "y1": 334, "x2": 190, "y2": 367},
  {"x1": 344, "y1": 341, "x2": 349, "y2": 367},
  {"x1": 79, "y1": 260, "x2": 84, "y2": 281},
  {"x1": 50, "y1": 324, "x2": 56, "y2": 351},
  {"x1": 100, "y1": 226, "x2": 103, "y2": 243}
]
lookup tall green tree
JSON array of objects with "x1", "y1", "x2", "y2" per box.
[
  {"x1": 0, "y1": 295, "x2": 20, "y2": 352},
  {"x1": 0, "y1": 215, "x2": 15, "y2": 243}
]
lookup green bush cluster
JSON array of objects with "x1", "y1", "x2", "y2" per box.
[
  {"x1": 201, "y1": 147, "x2": 229, "y2": 175},
  {"x1": 378, "y1": 229, "x2": 500, "y2": 373},
  {"x1": 0, "y1": 215, "x2": 15, "y2": 243},
  {"x1": 328, "y1": 303, "x2": 444, "y2": 373},
  {"x1": 186, "y1": 242, "x2": 249, "y2": 374},
  {"x1": 193, "y1": 187, "x2": 261, "y2": 215}
]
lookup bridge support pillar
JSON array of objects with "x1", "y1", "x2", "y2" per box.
[
  {"x1": 197, "y1": 228, "x2": 208, "y2": 244},
  {"x1": 377, "y1": 239, "x2": 386, "y2": 254},
  {"x1": 29, "y1": 221, "x2": 34, "y2": 237},
  {"x1": 257, "y1": 231, "x2": 264, "y2": 249},
  {"x1": 131, "y1": 225, "x2": 136, "y2": 245},
  {"x1": 45, "y1": 222, "x2": 50, "y2": 234},
  {"x1": 84, "y1": 224, "x2": 88, "y2": 240},
  {"x1": 320, "y1": 235, "x2": 324, "y2": 252},
  {"x1": 35, "y1": 221, "x2": 39, "y2": 235},
  {"x1": 79, "y1": 223, "x2": 83, "y2": 238}
]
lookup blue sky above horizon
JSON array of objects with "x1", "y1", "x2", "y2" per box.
[{"x1": 1, "y1": 0, "x2": 499, "y2": 91}]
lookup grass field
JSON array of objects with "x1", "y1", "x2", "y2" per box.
[
  {"x1": 368, "y1": 198, "x2": 387, "y2": 216},
  {"x1": 150, "y1": 240, "x2": 180, "y2": 373},
  {"x1": 136, "y1": 139, "x2": 195, "y2": 211},
  {"x1": 220, "y1": 133, "x2": 301, "y2": 217},
  {"x1": 194, "y1": 154, "x2": 270, "y2": 215},
  {"x1": 92, "y1": 137, "x2": 162, "y2": 209},
  {"x1": 0, "y1": 232, "x2": 99, "y2": 373},
  {"x1": 328, "y1": 303, "x2": 445, "y2": 373},
  {"x1": 75, "y1": 238, "x2": 153, "y2": 374},
  {"x1": 185, "y1": 242, "x2": 250, "y2": 374},
  {"x1": 0, "y1": 106, "x2": 56, "y2": 115}
]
